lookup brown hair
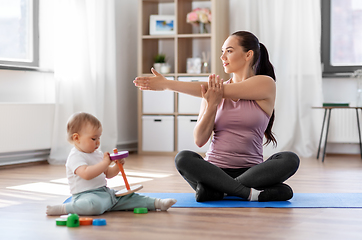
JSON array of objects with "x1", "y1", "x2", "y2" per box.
[
  {"x1": 231, "y1": 31, "x2": 277, "y2": 146},
  {"x1": 66, "y1": 112, "x2": 102, "y2": 143}
]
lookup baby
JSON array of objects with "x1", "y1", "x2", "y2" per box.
[{"x1": 46, "y1": 112, "x2": 176, "y2": 216}]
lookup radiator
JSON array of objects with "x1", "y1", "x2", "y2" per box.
[
  {"x1": 327, "y1": 108, "x2": 361, "y2": 143},
  {"x1": 0, "y1": 103, "x2": 55, "y2": 165}
]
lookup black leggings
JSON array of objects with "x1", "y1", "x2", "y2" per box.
[{"x1": 174, "y1": 151, "x2": 300, "y2": 199}]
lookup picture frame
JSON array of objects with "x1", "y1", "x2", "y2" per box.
[
  {"x1": 187, "y1": 58, "x2": 202, "y2": 74},
  {"x1": 150, "y1": 15, "x2": 175, "y2": 35}
]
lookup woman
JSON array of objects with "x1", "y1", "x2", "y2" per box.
[{"x1": 134, "y1": 31, "x2": 300, "y2": 202}]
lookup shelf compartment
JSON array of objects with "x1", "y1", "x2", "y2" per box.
[
  {"x1": 177, "y1": 0, "x2": 212, "y2": 35},
  {"x1": 142, "y1": 115, "x2": 174, "y2": 152},
  {"x1": 142, "y1": 38, "x2": 175, "y2": 74},
  {"x1": 141, "y1": 0, "x2": 175, "y2": 36},
  {"x1": 177, "y1": 37, "x2": 211, "y2": 74}
]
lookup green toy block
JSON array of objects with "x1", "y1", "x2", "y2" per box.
[
  {"x1": 134, "y1": 207, "x2": 148, "y2": 214},
  {"x1": 56, "y1": 218, "x2": 67, "y2": 226},
  {"x1": 66, "y1": 213, "x2": 80, "y2": 227}
]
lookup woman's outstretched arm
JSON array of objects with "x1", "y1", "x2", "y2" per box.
[
  {"x1": 133, "y1": 68, "x2": 207, "y2": 97},
  {"x1": 134, "y1": 69, "x2": 275, "y2": 105}
]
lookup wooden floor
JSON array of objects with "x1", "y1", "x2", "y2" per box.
[{"x1": 1, "y1": 153, "x2": 362, "y2": 240}]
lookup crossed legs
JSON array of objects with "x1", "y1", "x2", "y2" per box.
[{"x1": 174, "y1": 150, "x2": 300, "y2": 201}]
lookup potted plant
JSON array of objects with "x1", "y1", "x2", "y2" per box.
[
  {"x1": 153, "y1": 53, "x2": 165, "y2": 72},
  {"x1": 153, "y1": 53, "x2": 170, "y2": 74}
]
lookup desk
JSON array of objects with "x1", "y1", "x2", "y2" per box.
[{"x1": 313, "y1": 106, "x2": 362, "y2": 162}]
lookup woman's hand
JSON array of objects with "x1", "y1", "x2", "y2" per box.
[
  {"x1": 133, "y1": 68, "x2": 168, "y2": 91},
  {"x1": 201, "y1": 74, "x2": 224, "y2": 108},
  {"x1": 193, "y1": 74, "x2": 222, "y2": 147}
]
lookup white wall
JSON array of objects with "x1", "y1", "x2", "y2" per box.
[
  {"x1": 0, "y1": 0, "x2": 140, "y2": 156},
  {"x1": 114, "y1": 0, "x2": 139, "y2": 148},
  {"x1": 0, "y1": 70, "x2": 55, "y2": 103}
]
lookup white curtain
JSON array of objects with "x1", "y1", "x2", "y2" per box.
[
  {"x1": 229, "y1": 0, "x2": 323, "y2": 157},
  {"x1": 48, "y1": 0, "x2": 118, "y2": 164}
]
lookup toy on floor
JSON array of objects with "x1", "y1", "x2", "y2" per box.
[
  {"x1": 55, "y1": 218, "x2": 67, "y2": 226},
  {"x1": 134, "y1": 207, "x2": 148, "y2": 214},
  {"x1": 92, "y1": 219, "x2": 107, "y2": 226},
  {"x1": 79, "y1": 217, "x2": 93, "y2": 225},
  {"x1": 67, "y1": 213, "x2": 80, "y2": 227},
  {"x1": 109, "y1": 148, "x2": 143, "y2": 196},
  {"x1": 55, "y1": 214, "x2": 106, "y2": 227}
]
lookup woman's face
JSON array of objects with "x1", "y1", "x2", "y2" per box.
[{"x1": 220, "y1": 36, "x2": 250, "y2": 74}]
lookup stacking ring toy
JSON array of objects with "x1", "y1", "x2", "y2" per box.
[
  {"x1": 79, "y1": 218, "x2": 93, "y2": 225},
  {"x1": 56, "y1": 218, "x2": 67, "y2": 226},
  {"x1": 109, "y1": 150, "x2": 129, "y2": 160},
  {"x1": 134, "y1": 208, "x2": 148, "y2": 214},
  {"x1": 93, "y1": 219, "x2": 107, "y2": 226},
  {"x1": 109, "y1": 149, "x2": 143, "y2": 196}
]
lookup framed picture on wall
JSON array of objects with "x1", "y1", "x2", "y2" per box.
[{"x1": 150, "y1": 15, "x2": 175, "y2": 35}]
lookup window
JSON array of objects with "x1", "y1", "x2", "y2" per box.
[
  {"x1": 321, "y1": 0, "x2": 362, "y2": 75},
  {"x1": 0, "y1": 0, "x2": 39, "y2": 69}
]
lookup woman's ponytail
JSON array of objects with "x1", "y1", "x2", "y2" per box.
[
  {"x1": 255, "y1": 43, "x2": 277, "y2": 147},
  {"x1": 255, "y1": 43, "x2": 275, "y2": 80},
  {"x1": 231, "y1": 31, "x2": 277, "y2": 146}
]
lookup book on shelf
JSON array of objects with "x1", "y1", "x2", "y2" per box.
[{"x1": 322, "y1": 102, "x2": 350, "y2": 107}]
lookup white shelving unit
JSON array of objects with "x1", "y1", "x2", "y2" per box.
[{"x1": 137, "y1": 0, "x2": 229, "y2": 155}]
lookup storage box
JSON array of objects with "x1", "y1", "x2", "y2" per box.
[
  {"x1": 178, "y1": 76, "x2": 208, "y2": 114},
  {"x1": 142, "y1": 77, "x2": 174, "y2": 114},
  {"x1": 177, "y1": 116, "x2": 210, "y2": 153},
  {"x1": 142, "y1": 116, "x2": 174, "y2": 152}
]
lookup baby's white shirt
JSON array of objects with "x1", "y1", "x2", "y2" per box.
[{"x1": 66, "y1": 147, "x2": 107, "y2": 195}]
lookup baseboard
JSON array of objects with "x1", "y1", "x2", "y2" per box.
[
  {"x1": 116, "y1": 141, "x2": 138, "y2": 153},
  {"x1": 0, "y1": 149, "x2": 51, "y2": 167},
  {"x1": 0, "y1": 160, "x2": 48, "y2": 170},
  {"x1": 325, "y1": 153, "x2": 361, "y2": 157},
  {"x1": 0, "y1": 142, "x2": 138, "y2": 168}
]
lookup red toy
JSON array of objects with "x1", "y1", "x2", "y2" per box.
[{"x1": 109, "y1": 148, "x2": 143, "y2": 196}]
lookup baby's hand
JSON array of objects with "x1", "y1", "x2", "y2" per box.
[
  {"x1": 104, "y1": 152, "x2": 112, "y2": 165},
  {"x1": 115, "y1": 158, "x2": 125, "y2": 166}
]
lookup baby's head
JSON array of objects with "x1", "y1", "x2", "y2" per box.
[{"x1": 67, "y1": 112, "x2": 102, "y2": 153}]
